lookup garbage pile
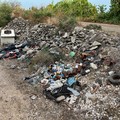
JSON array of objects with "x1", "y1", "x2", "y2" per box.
[
  {"x1": 4, "y1": 17, "x2": 32, "y2": 41},
  {"x1": 28, "y1": 23, "x2": 57, "y2": 45},
  {"x1": 23, "y1": 47, "x2": 120, "y2": 119},
  {"x1": 4, "y1": 18, "x2": 119, "y2": 50},
  {"x1": 0, "y1": 41, "x2": 38, "y2": 61},
  {"x1": 25, "y1": 62, "x2": 82, "y2": 102},
  {"x1": 1, "y1": 18, "x2": 120, "y2": 119}
]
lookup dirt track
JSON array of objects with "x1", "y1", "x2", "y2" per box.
[
  {"x1": 80, "y1": 22, "x2": 120, "y2": 33},
  {"x1": 0, "y1": 63, "x2": 31, "y2": 120}
]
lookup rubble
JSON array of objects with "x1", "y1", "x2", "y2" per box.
[
  {"x1": 0, "y1": 18, "x2": 120, "y2": 119},
  {"x1": 90, "y1": 63, "x2": 98, "y2": 69},
  {"x1": 4, "y1": 17, "x2": 32, "y2": 41},
  {"x1": 108, "y1": 71, "x2": 115, "y2": 75},
  {"x1": 30, "y1": 95, "x2": 37, "y2": 100}
]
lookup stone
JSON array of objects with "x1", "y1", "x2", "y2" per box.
[
  {"x1": 56, "y1": 96, "x2": 65, "y2": 102},
  {"x1": 91, "y1": 41, "x2": 101, "y2": 46},
  {"x1": 31, "y1": 95, "x2": 37, "y2": 100},
  {"x1": 85, "y1": 69, "x2": 90, "y2": 73},
  {"x1": 10, "y1": 65, "x2": 16, "y2": 69},
  {"x1": 63, "y1": 32, "x2": 69, "y2": 38},
  {"x1": 90, "y1": 63, "x2": 98, "y2": 69},
  {"x1": 108, "y1": 71, "x2": 115, "y2": 75},
  {"x1": 74, "y1": 26, "x2": 83, "y2": 32},
  {"x1": 90, "y1": 46, "x2": 98, "y2": 50},
  {"x1": 73, "y1": 46, "x2": 77, "y2": 50},
  {"x1": 71, "y1": 36, "x2": 76, "y2": 43},
  {"x1": 89, "y1": 29, "x2": 95, "y2": 34}
]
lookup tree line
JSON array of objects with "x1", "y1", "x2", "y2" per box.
[{"x1": 0, "y1": 0, "x2": 119, "y2": 27}]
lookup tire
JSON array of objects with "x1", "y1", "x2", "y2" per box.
[{"x1": 108, "y1": 73, "x2": 120, "y2": 85}]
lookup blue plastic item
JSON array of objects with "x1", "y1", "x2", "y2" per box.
[{"x1": 67, "y1": 77, "x2": 76, "y2": 86}]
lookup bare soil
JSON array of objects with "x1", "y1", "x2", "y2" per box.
[
  {"x1": 46, "y1": 17, "x2": 120, "y2": 34},
  {"x1": 0, "y1": 65, "x2": 28, "y2": 119},
  {"x1": 79, "y1": 22, "x2": 120, "y2": 34},
  {"x1": 0, "y1": 60, "x2": 81, "y2": 120}
]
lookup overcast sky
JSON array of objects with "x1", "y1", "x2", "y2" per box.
[{"x1": 0, "y1": 0, "x2": 111, "y2": 9}]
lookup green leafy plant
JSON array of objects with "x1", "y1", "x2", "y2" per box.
[{"x1": 0, "y1": 2, "x2": 13, "y2": 26}]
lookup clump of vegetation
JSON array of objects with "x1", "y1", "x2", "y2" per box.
[
  {"x1": 28, "y1": 50, "x2": 54, "y2": 72},
  {"x1": 85, "y1": 24, "x2": 102, "y2": 30},
  {"x1": 58, "y1": 16, "x2": 77, "y2": 32},
  {"x1": 28, "y1": 47, "x2": 66, "y2": 73},
  {"x1": 0, "y1": 2, "x2": 13, "y2": 27},
  {"x1": 31, "y1": 51, "x2": 54, "y2": 66}
]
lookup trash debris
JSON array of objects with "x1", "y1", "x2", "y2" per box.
[
  {"x1": 108, "y1": 73, "x2": 120, "y2": 85},
  {"x1": 91, "y1": 41, "x2": 101, "y2": 47},
  {"x1": 56, "y1": 95, "x2": 65, "y2": 102},
  {"x1": 69, "y1": 51, "x2": 75, "y2": 57},
  {"x1": 10, "y1": 65, "x2": 16, "y2": 69},
  {"x1": 1, "y1": 29, "x2": 15, "y2": 45},
  {"x1": 1, "y1": 18, "x2": 120, "y2": 119},
  {"x1": 31, "y1": 95, "x2": 37, "y2": 100},
  {"x1": 108, "y1": 71, "x2": 115, "y2": 75},
  {"x1": 90, "y1": 63, "x2": 98, "y2": 69},
  {"x1": 67, "y1": 77, "x2": 76, "y2": 86}
]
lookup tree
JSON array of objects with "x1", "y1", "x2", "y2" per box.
[
  {"x1": 110, "y1": 0, "x2": 120, "y2": 16},
  {"x1": 54, "y1": 0, "x2": 97, "y2": 18},
  {"x1": 98, "y1": 5, "x2": 107, "y2": 14},
  {"x1": 0, "y1": 2, "x2": 13, "y2": 26}
]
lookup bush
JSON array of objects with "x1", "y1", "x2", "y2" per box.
[
  {"x1": 28, "y1": 50, "x2": 54, "y2": 73},
  {"x1": 0, "y1": 2, "x2": 13, "y2": 27},
  {"x1": 28, "y1": 47, "x2": 66, "y2": 73},
  {"x1": 58, "y1": 16, "x2": 77, "y2": 32},
  {"x1": 31, "y1": 51, "x2": 54, "y2": 66},
  {"x1": 85, "y1": 24, "x2": 102, "y2": 30}
]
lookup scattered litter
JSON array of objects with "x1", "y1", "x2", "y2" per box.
[
  {"x1": 108, "y1": 71, "x2": 115, "y2": 75},
  {"x1": 31, "y1": 95, "x2": 37, "y2": 100},
  {"x1": 1, "y1": 17, "x2": 119, "y2": 119},
  {"x1": 10, "y1": 65, "x2": 16, "y2": 69},
  {"x1": 90, "y1": 63, "x2": 98, "y2": 69},
  {"x1": 108, "y1": 73, "x2": 120, "y2": 85},
  {"x1": 69, "y1": 51, "x2": 75, "y2": 57}
]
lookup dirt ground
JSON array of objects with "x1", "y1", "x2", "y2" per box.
[
  {"x1": 47, "y1": 17, "x2": 120, "y2": 33},
  {"x1": 0, "y1": 60, "x2": 82, "y2": 120},
  {"x1": 79, "y1": 22, "x2": 120, "y2": 34}
]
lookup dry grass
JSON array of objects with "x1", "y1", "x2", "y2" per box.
[
  {"x1": 28, "y1": 51, "x2": 54, "y2": 73},
  {"x1": 32, "y1": 51, "x2": 54, "y2": 65}
]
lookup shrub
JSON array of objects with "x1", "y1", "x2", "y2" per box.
[
  {"x1": 28, "y1": 48, "x2": 66, "y2": 73},
  {"x1": 58, "y1": 16, "x2": 77, "y2": 32},
  {"x1": 0, "y1": 2, "x2": 13, "y2": 27},
  {"x1": 85, "y1": 24, "x2": 102, "y2": 30},
  {"x1": 28, "y1": 50, "x2": 54, "y2": 72},
  {"x1": 31, "y1": 51, "x2": 54, "y2": 66}
]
